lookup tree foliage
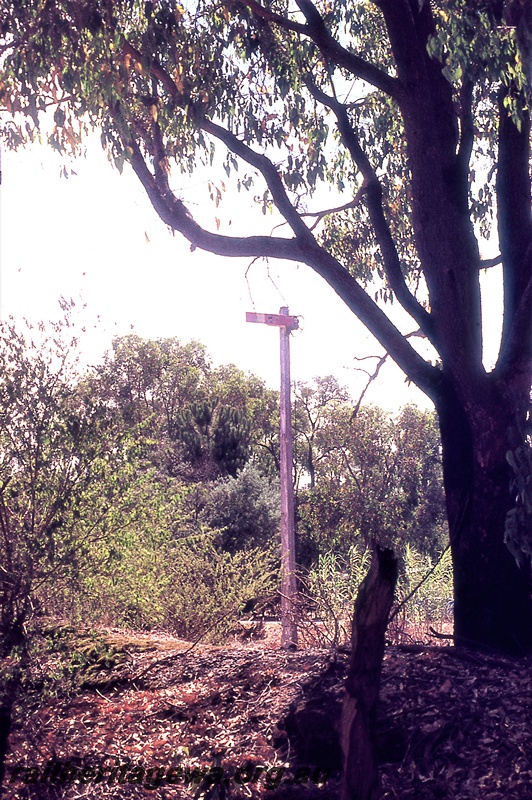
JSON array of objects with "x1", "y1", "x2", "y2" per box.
[
  {"x1": 201, "y1": 464, "x2": 280, "y2": 553},
  {"x1": 296, "y1": 399, "x2": 447, "y2": 563},
  {"x1": 0, "y1": 310, "x2": 137, "y2": 657},
  {"x1": 293, "y1": 375, "x2": 351, "y2": 491},
  {"x1": 94, "y1": 334, "x2": 277, "y2": 479},
  {"x1": 0, "y1": 316, "x2": 281, "y2": 648}
]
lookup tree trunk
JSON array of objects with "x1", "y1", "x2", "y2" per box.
[
  {"x1": 0, "y1": 655, "x2": 24, "y2": 791},
  {"x1": 436, "y1": 383, "x2": 532, "y2": 656},
  {"x1": 340, "y1": 547, "x2": 398, "y2": 800},
  {"x1": 0, "y1": 684, "x2": 15, "y2": 790}
]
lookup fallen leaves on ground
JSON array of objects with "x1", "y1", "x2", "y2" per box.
[{"x1": 3, "y1": 625, "x2": 531, "y2": 799}]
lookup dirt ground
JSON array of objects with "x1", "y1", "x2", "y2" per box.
[{"x1": 3, "y1": 621, "x2": 531, "y2": 799}]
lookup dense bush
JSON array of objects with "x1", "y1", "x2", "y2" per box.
[
  {"x1": 0, "y1": 312, "x2": 138, "y2": 657},
  {"x1": 296, "y1": 403, "x2": 448, "y2": 561},
  {"x1": 75, "y1": 527, "x2": 277, "y2": 643},
  {"x1": 200, "y1": 465, "x2": 281, "y2": 553},
  {"x1": 302, "y1": 544, "x2": 453, "y2": 647},
  {"x1": 303, "y1": 545, "x2": 373, "y2": 645},
  {"x1": 0, "y1": 315, "x2": 452, "y2": 651}
]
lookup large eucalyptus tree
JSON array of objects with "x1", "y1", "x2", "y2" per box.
[{"x1": 1, "y1": 0, "x2": 531, "y2": 654}]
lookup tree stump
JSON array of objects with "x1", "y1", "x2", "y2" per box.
[{"x1": 340, "y1": 547, "x2": 398, "y2": 800}]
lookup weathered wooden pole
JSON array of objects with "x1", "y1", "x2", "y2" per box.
[
  {"x1": 246, "y1": 307, "x2": 299, "y2": 649},
  {"x1": 278, "y1": 307, "x2": 298, "y2": 648}
]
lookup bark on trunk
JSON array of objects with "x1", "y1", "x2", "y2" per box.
[
  {"x1": 340, "y1": 547, "x2": 398, "y2": 800},
  {"x1": 0, "y1": 689, "x2": 15, "y2": 790},
  {"x1": 436, "y1": 384, "x2": 532, "y2": 656},
  {"x1": 0, "y1": 662, "x2": 23, "y2": 791}
]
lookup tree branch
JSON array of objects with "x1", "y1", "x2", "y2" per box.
[
  {"x1": 479, "y1": 255, "x2": 502, "y2": 269},
  {"x1": 351, "y1": 353, "x2": 389, "y2": 418},
  {"x1": 302, "y1": 187, "x2": 369, "y2": 231},
  {"x1": 232, "y1": 0, "x2": 308, "y2": 35},
  {"x1": 307, "y1": 80, "x2": 436, "y2": 346},
  {"x1": 127, "y1": 136, "x2": 301, "y2": 259},
  {"x1": 115, "y1": 39, "x2": 440, "y2": 399},
  {"x1": 128, "y1": 129, "x2": 440, "y2": 397},
  {"x1": 296, "y1": 0, "x2": 400, "y2": 95},
  {"x1": 457, "y1": 78, "x2": 474, "y2": 177},
  {"x1": 122, "y1": 38, "x2": 317, "y2": 241},
  {"x1": 122, "y1": 34, "x2": 408, "y2": 307},
  {"x1": 122, "y1": 41, "x2": 181, "y2": 101},
  {"x1": 350, "y1": 328, "x2": 427, "y2": 417},
  {"x1": 201, "y1": 119, "x2": 310, "y2": 240},
  {"x1": 235, "y1": 0, "x2": 400, "y2": 97},
  {"x1": 292, "y1": 241, "x2": 441, "y2": 398}
]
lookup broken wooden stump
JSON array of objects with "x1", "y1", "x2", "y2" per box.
[{"x1": 340, "y1": 546, "x2": 398, "y2": 800}]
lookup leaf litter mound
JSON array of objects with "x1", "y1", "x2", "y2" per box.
[{"x1": 4, "y1": 624, "x2": 531, "y2": 799}]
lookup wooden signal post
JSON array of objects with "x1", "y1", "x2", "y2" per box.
[{"x1": 246, "y1": 307, "x2": 299, "y2": 649}]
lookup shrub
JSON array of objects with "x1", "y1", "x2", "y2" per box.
[
  {"x1": 201, "y1": 465, "x2": 280, "y2": 553},
  {"x1": 303, "y1": 545, "x2": 373, "y2": 646},
  {"x1": 302, "y1": 543, "x2": 453, "y2": 647},
  {"x1": 389, "y1": 545, "x2": 454, "y2": 643},
  {"x1": 162, "y1": 534, "x2": 277, "y2": 641},
  {"x1": 75, "y1": 523, "x2": 277, "y2": 643}
]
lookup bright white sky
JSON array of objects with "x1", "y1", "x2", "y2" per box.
[{"x1": 0, "y1": 134, "x2": 503, "y2": 411}]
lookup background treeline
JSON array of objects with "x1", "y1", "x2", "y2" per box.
[{"x1": 0, "y1": 308, "x2": 451, "y2": 655}]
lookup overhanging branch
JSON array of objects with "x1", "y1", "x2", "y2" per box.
[
  {"x1": 127, "y1": 136, "x2": 302, "y2": 259},
  {"x1": 234, "y1": 0, "x2": 400, "y2": 97},
  {"x1": 202, "y1": 119, "x2": 310, "y2": 240},
  {"x1": 127, "y1": 130, "x2": 440, "y2": 396},
  {"x1": 293, "y1": 241, "x2": 441, "y2": 398},
  {"x1": 307, "y1": 80, "x2": 436, "y2": 346},
  {"x1": 116, "y1": 38, "x2": 440, "y2": 399}
]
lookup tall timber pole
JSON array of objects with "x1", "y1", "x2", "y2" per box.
[{"x1": 246, "y1": 307, "x2": 299, "y2": 649}]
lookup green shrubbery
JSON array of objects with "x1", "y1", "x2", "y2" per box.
[
  {"x1": 79, "y1": 531, "x2": 277, "y2": 642},
  {"x1": 201, "y1": 465, "x2": 280, "y2": 553},
  {"x1": 0, "y1": 316, "x2": 453, "y2": 654},
  {"x1": 396, "y1": 545, "x2": 453, "y2": 623},
  {"x1": 302, "y1": 543, "x2": 453, "y2": 646}
]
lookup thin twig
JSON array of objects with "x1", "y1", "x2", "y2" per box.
[{"x1": 304, "y1": 186, "x2": 368, "y2": 231}]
